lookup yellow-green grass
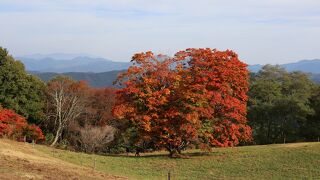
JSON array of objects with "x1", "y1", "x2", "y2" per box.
[{"x1": 34, "y1": 142, "x2": 320, "y2": 179}]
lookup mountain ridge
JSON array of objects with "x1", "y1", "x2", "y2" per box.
[
  {"x1": 29, "y1": 70, "x2": 124, "y2": 88},
  {"x1": 21, "y1": 55, "x2": 320, "y2": 87},
  {"x1": 19, "y1": 54, "x2": 320, "y2": 74},
  {"x1": 19, "y1": 56, "x2": 132, "y2": 73},
  {"x1": 248, "y1": 59, "x2": 320, "y2": 73}
]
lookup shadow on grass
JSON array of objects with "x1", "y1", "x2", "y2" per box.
[{"x1": 99, "y1": 151, "x2": 217, "y2": 159}]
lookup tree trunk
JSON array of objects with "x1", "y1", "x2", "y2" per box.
[
  {"x1": 266, "y1": 119, "x2": 271, "y2": 144},
  {"x1": 168, "y1": 148, "x2": 179, "y2": 158},
  {"x1": 50, "y1": 125, "x2": 62, "y2": 147},
  {"x1": 169, "y1": 150, "x2": 176, "y2": 158},
  {"x1": 177, "y1": 148, "x2": 182, "y2": 154}
]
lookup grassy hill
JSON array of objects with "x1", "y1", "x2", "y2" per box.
[
  {"x1": 0, "y1": 139, "x2": 125, "y2": 180},
  {"x1": 1, "y1": 139, "x2": 319, "y2": 179}
]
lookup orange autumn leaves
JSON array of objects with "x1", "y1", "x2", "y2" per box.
[{"x1": 113, "y1": 48, "x2": 252, "y2": 152}]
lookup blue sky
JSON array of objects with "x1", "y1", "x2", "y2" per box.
[{"x1": 0, "y1": 0, "x2": 319, "y2": 64}]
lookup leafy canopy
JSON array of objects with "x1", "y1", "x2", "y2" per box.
[
  {"x1": 113, "y1": 48, "x2": 252, "y2": 155},
  {"x1": 248, "y1": 65, "x2": 315, "y2": 144},
  {"x1": 0, "y1": 47, "x2": 45, "y2": 124}
]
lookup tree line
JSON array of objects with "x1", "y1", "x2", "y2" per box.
[
  {"x1": 248, "y1": 65, "x2": 320, "y2": 144},
  {"x1": 0, "y1": 47, "x2": 319, "y2": 157}
]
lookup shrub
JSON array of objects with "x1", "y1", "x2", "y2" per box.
[
  {"x1": 23, "y1": 124, "x2": 45, "y2": 142},
  {"x1": 79, "y1": 125, "x2": 115, "y2": 153},
  {"x1": 0, "y1": 108, "x2": 44, "y2": 142}
]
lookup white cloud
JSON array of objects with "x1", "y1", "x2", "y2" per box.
[{"x1": 0, "y1": 0, "x2": 319, "y2": 64}]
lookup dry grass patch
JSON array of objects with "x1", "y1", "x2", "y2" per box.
[{"x1": 0, "y1": 139, "x2": 126, "y2": 180}]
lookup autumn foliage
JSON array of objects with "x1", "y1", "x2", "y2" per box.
[
  {"x1": 0, "y1": 108, "x2": 44, "y2": 142},
  {"x1": 113, "y1": 48, "x2": 252, "y2": 156},
  {"x1": 85, "y1": 88, "x2": 116, "y2": 126}
]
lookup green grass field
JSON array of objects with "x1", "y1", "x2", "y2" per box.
[{"x1": 34, "y1": 142, "x2": 320, "y2": 179}]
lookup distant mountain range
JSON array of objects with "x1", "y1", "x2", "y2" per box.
[
  {"x1": 18, "y1": 53, "x2": 100, "y2": 60},
  {"x1": 17, "y1": 54, "x2": 131, "y2": 73},
  {"x1": 249, "y1": 59, "x2": 320, "y2": 83},
  {"x1": 19, "y1": 54, "x2": 320, "y2": 87},
  {"x1": 29, "y1": 70, "x2": 123, "y2": 88},
  {"x1": 313, "y1": 74, "x2": 320, "y2": 82},
  {"x1": 248, "y1": 59, "x2": 320, "y2": 74}
]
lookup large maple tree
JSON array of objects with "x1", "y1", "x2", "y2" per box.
[{"x1": 113, "y1": 48, "x2": 252, "y2": 156}]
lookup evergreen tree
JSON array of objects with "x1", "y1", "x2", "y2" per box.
[{"x1": 0, "y1": 47, "x2": 45, "y2": 124}]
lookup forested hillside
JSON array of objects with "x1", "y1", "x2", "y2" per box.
[
  {"x1": 31, "y1": 70, "x2": 320, "y2": 88},
  {"x1": 29, "y1": 70, "x2": 123, "y2": 87}
]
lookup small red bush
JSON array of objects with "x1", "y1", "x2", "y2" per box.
[{"x1": 0, "y1": 108, "x2": 44, "y2": 142}]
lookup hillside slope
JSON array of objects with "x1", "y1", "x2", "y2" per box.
[
  {"x1": 1, "y1": 139, "x2": 319, "y2": 179},
  {"x1": 30, "y1": 70, "x2": 123, "y2": 87},
  {"x1": 0, "y1": 139, "x2": 126, "y2": 180},
  {"x1": 31, "y1": 70, "x2": 319, "y2": 88}
]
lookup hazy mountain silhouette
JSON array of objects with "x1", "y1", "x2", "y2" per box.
[
  {"x1": 22, "y1": 55, "x2": 320, "y2": 87},
  {"x1": 29, "y1": 70, "x2": 124, "y2": 88},
  {"x1": 248, "y1": 59, "x2": 320, "y2": 73},
  {"x1": 17, "y1": 54, "x2": 131, "y2": 73}
]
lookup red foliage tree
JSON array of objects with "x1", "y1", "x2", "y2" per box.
[
  {"x1": 0, "y1": 108, "x2": 44, "y2": 142},
  {"x1": 113, "y1": 48, "x2": 252, "y2": 156},
  {"x1": 85, "y1": 88, "x2": 116, "y2": 126},
  {"x1": 175, "y1": 48, "x2": 252, "y2": 147}
]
